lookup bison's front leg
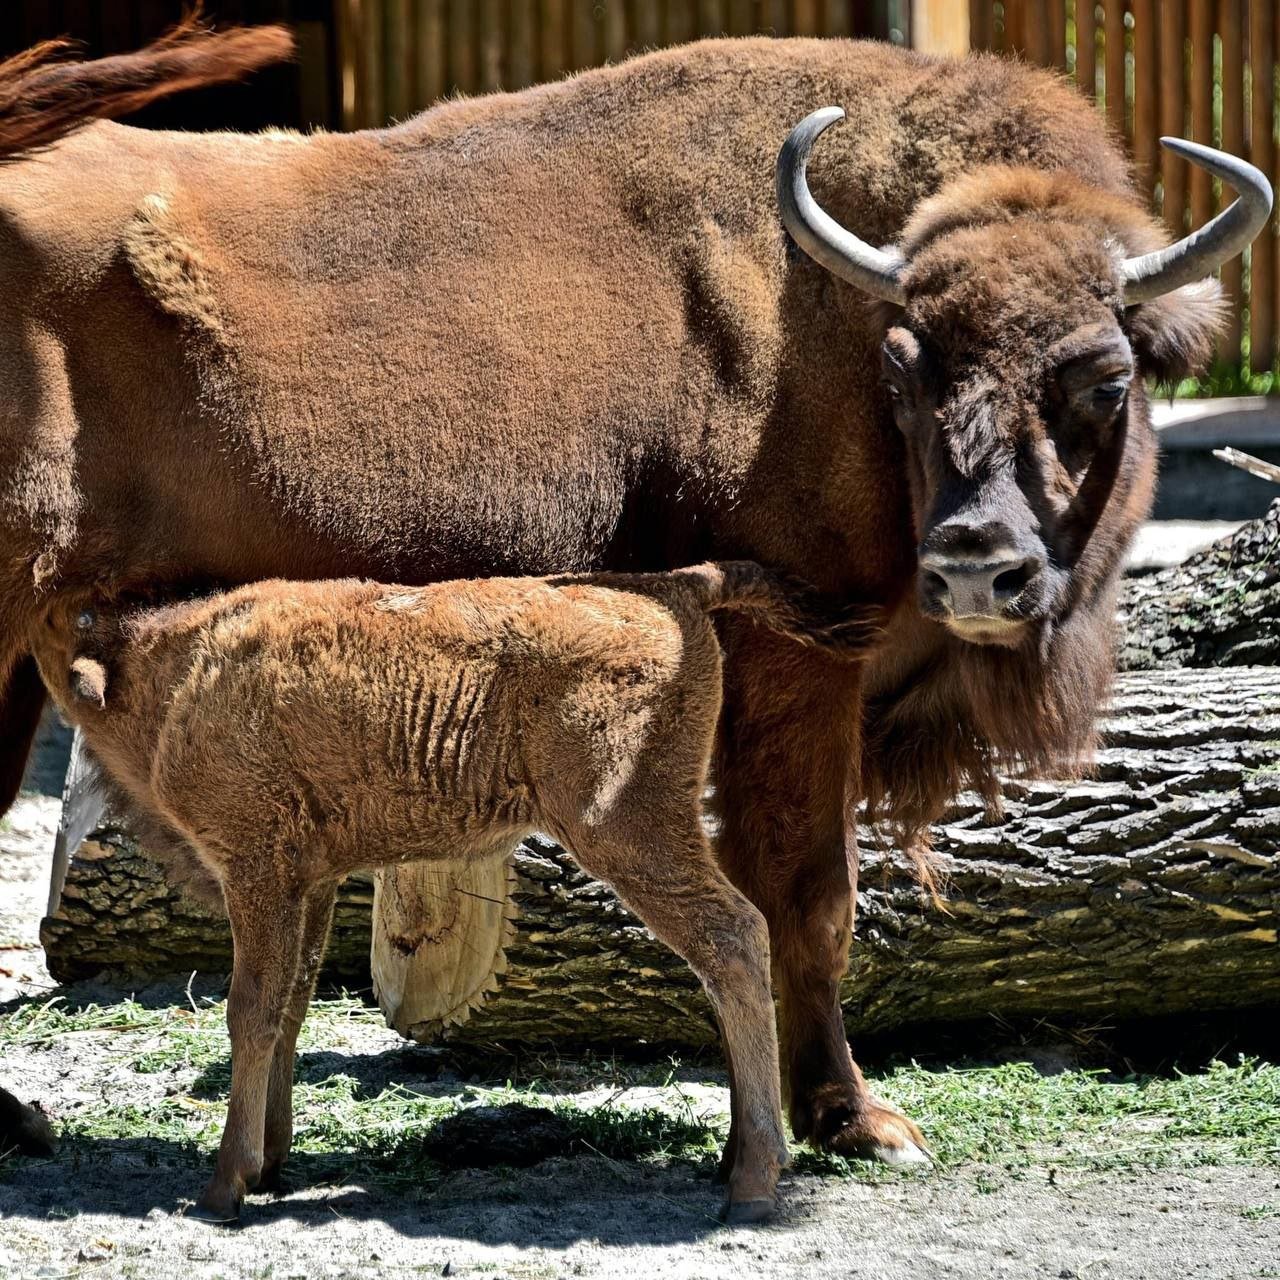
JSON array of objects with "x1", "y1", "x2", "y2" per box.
[{"x1": 714, "y1": 626, "x2": 929, "y2": 1166}]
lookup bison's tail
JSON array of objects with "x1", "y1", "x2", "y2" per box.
[
  {"x1": 0, "y1": 10, "x2": 293, "y2": 164},
  {"x1": 675, "y1": 560, "x2": 886, "y2": 657}
]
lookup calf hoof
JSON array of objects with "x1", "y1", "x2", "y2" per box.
[
  {"x1": 257, "y1": 1161, "x2": 290, "y2": 1194},
  {"x1": 190, "y1": 1184, "x2": 243, "y2": 1224},
  {"x1": 720, "y1": 1196, "x2": 776, "y2": 1225}
]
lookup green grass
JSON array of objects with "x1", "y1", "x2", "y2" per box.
[{"x1": 4, "y1": 992, "x2": 1280, "y2": 1193}]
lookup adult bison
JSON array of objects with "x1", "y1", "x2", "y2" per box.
[{"x1": 0, "y1": 22, "x2": 1269, "y2": 1169}]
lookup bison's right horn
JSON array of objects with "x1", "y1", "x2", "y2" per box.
[
  {"x1": 777, "y1": 107, "x2": 908, "y2": 306},
  {"x1": 1121, "y1": 138, "x2": 1273, "y2": 304}
]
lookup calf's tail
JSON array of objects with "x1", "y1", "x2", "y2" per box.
[
  {"x1": 674, "y1": 561, "x2": 886, "y2": 656},
  {"x1": 0, "y1": 11, "x2": 293, "y2": 163}
]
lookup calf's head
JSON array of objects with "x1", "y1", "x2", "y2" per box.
[{"x1": 779, "y1": 110, "x2": 1271, "y2": 650}]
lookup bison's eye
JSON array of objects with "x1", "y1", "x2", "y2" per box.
[{"x1": 1092, "y1": 381, "x2": 1127, "y2": 407}]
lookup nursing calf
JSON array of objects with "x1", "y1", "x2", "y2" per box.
[{"x1": 30, "y1": 564, "x2": 881, "y2": 1222}]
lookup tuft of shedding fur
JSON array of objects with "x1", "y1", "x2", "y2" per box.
[
  {"x1": 0, "y1": 10, "x2": 292, "y2": 164},
  {"x1": 123, "y1": 193, "x2": 224, "y2": 335}
]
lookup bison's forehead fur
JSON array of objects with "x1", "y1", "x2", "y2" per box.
[{"x1": 900, "y1": 169, "x2": 1153, "y2": 377}]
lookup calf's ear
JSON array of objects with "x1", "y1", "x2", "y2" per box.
[
  {"x1": 69, "y1": 657, "x2": 108, "y2": 709},
  {"x1": 1127, "y1": 279, "x2": 1227, "y2": 386}
]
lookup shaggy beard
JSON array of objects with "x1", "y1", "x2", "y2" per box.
[{"x1": 859, "y1": 601, "x2": 1116, "y2": 885}]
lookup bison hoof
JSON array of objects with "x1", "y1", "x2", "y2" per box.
[
  {"x1": 720, "y1": 1197, "x2": 776, "y2": 1225},
  {"x1": 804, "y1": 1085, "x2": 933, "y2": 1168}
]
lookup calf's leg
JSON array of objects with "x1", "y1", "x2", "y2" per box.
[
  {"x1": 570, "y1": 821, "x2": 787, "y2": 1222},
  {"x1": 715, "y1": 628, "x2": 929, "y2": 1165},
  {"x1": 260, "y1": 884, "x2": 337, "y2": 1189},
  {"x1": 194, "y1": 875, "x2": 304, "y2": 1222}
]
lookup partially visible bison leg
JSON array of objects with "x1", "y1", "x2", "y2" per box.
[
  {"x1": 714, "y1": 628, "x2": 928, "y2": 1165},
  {"x1": 0, "y1": 1086, "x2": 57, "y2": 1158}
]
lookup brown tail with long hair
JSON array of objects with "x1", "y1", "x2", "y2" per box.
[
  {"x1": 674, "y1": 561, "x2": 886, "y2": 657},
  {"x1": 0, "y1": 11, "x2": 293, "y2": 164}
]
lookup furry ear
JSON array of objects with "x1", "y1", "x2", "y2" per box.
[
  {"x1": 1126, "y1": 278, "x2": 1227, "y2": 385},
  {"x1": 69, "y1": 656, "x2": 108, "y2": 709}
]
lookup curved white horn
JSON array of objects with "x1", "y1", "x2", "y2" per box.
[{"x1": 776, "y1": 107, "x2": 907, "y2": 306}]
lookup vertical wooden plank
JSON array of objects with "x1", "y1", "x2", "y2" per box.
[
  {"x1": 1004, "y1": 0, "x2": 1028, "y2": 55},
  {"x1": 1104, "y1": 0, "x2": 1127, "y2": 139},
  {"x1": 448, "y1": 0, "x2": 475, "y2": 93},
  {"x1": 416, "y1": 0, "x2": 446, "y2": 107},
  {"x1": 760, "y1": 0, "x2": 790, "y2": 35},
  {"x1": 1188, "y1": 0, "x2": 1215, "y2": 230},
  {"x1": 509, "y1": 0, "x2": 534, "y2": 88},
  {"x1": 1248, "y1": 0, "x2": 1275, "y2": 371},
  {"x1": 1025, "y1": 0, "x2": 1053, "y2": 63},
  {"x1": 1159, "y1": 0, "x2": 1187, "y2": 230},
  {"x1": 633, "y1": 0, "x2": 661, "y2": 47},
  {"x1": 386, "y1": 0, "x2": 412, "y2": 119},
  {"x1": 1075, "y1": 0, "x2": 1097, "y2": 97},
  {"x1": 603, "y1": 1, "x2": 628, "y2": 58},
  {"x1": 1132, "y1": 0, "x2": 1160, "y2": 198},
  {"x1": 823, "y1": 0, "x2": 852, "y2": 36},
  {"x1": 792, "y1": 0, "x2": 821, "y2": 36},
  {"x1": 479, "y1": 0, "x2": 504, "y2": 89},
  {"x1": 360, "y1": 0, "x2": 385, "y2": 127},
  {"x1": 910, "y1": 0, "x2": 971, "y2": 54},
  {"x1": 570, "y1": 0, "x2": 598, "y2": 68},
  {"x1": 295, "y1": 19, "x2": 332, "y2": 128},
  {"x1": 697, "y1": 0, "x2": 725, "y2": 37},
  {"x1": 539, "y1": 0, "x2": 567, "y2": 78},
  {"x1": 969, "y1": 0, "x2": 994, "y2": 51},
  {"x1": 337, "y1": 0, "x2": 359, "y2": 128},
  {"x1": 663, "y1": 1, "x2": 694, "y2": 42},
  {"x1": 1219, "y1": 0, "x2": 1245, "y2": 362},
  {"x1": 1048, "y1": 0, "x2": 1068, "y2": 68}
]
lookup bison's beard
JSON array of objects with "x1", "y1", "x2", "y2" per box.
[{"x1": 859, "y1": 593, "x2": 1116, "y2": 854}]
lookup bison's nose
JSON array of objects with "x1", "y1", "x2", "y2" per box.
[{"x1": 926, "y1": 547, "x2": 1044, "y2": 616}]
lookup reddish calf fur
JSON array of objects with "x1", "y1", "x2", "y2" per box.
[{"x1": 29, "y1": 564, "x2": 883, "y2": 1222}]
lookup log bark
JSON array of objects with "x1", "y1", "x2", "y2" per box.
[
  {"x1": 1118, "y1": 498, "x2": 1280, "y2": 671},
  {"x1": 40, "y1": 667, "x2": 1280, "y2": 1046}
]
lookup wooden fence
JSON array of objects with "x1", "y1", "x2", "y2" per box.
[
  {"x1": 970, "y1": 1, "x2": 1278, "y2": 372},
  {"x1": 336, "y1": 0, "x2": 1279, "y2": 375}
]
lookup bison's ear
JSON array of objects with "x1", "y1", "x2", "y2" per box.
[
  {"x1": 1127, "y1": 278, "x2": 1227, "y2": 386},
  {"x1": 69, "y1": 657, "x2": 108, "y2": 710}
]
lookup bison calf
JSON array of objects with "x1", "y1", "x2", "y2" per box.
[{"x1": 30, "y1": 563, "x2": 882, "y2": 1222}]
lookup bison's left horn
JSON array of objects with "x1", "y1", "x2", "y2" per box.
[
  {"x1": 777, "y1": 107, "x2": 908, "y2": 306},
  {"x1": 1122, "y1": 138, "x2": 1273, "y2": 304}
]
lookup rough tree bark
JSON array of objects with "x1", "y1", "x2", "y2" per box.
[
  {"x1": 1118, "y1": 498, "x2": 1280, "y2": 671},
  {"x1": 40, "y1": 666, "x2": 1280, "y2": 1046}
]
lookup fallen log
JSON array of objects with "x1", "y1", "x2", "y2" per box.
[
  {"x1": 40, "y1": 666, "x2": 1280, "y2": 1046},
  {"x1": 1118, "y1": 497, "x2": 1280, "y2": 670},
  {"x1": 370, "y1": 500, "x2": 1280, "y2": 1035}
]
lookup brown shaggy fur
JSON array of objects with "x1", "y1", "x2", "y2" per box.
[
  {"x1": 0, "y1": 32, "x2": 1225, "y2": 1160},
  {"x1": 30, "y1": 565, "x2": 882, "y2": 1221}
]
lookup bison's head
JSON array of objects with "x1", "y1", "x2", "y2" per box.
[{"x1": 778, "y1": 109, "x2": 1271, "y2": 650}]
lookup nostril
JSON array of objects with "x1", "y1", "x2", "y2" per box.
[
  {"x1": 920, "y1": 569, "x2": 949, "y2": 599},
  {"x1": 992, "y1": 558, "x2": 1041, "y2": 601}
]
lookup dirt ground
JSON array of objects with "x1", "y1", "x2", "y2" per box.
[{"x1": 2, "y1": 719, "x2": 1279, "y2": 1280}]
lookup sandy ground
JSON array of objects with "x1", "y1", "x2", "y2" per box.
[{"x1": 3, "y1": 716, "x2": 1280, "y2": 1279}]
